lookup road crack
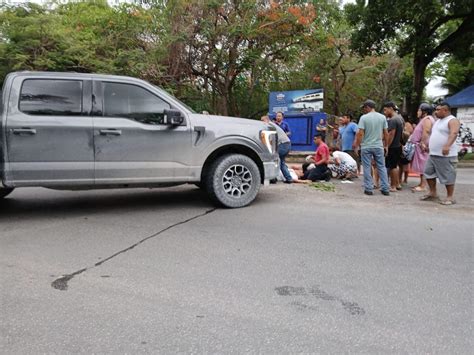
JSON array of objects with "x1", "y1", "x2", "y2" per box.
[{"x1": 51, "y1": 208, "x2": 216, "y2": 291}]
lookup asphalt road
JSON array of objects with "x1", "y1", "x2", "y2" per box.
[{"x1": 1, "y1": 170, "x2": 473, "y2": 353}]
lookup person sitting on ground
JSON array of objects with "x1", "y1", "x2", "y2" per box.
[
  {"x1": 328, "y1": 147, "x2": 358, "y2": 180},
  {"x1": 296, "y1": 133, "x2": 331, "y2": 182}
]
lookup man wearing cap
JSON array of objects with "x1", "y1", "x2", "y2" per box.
[
  {"x1": 382, "y1": 101, "x2": 404, "y2": 191},
  {"x1": 421, "y1": 102, "x2": 460, "y2": 205},
  {"x1": 354, "y1": 99, "x2": 390, "y2": 196}
]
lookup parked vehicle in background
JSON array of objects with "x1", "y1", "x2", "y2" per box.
[
  {"x1": 0, "y1": 72, "x2": 279, "y2": 208},
  {"x1": 457, "y1": 124, "x2": 473, "y2": 160}
]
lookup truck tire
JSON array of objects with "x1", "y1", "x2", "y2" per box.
[
  {"x1": 0, "y1": 188, "x2": 14, "y2": 199},
  {"x1": 206, "y1": 154, "x2": 261, "y2": 208}
]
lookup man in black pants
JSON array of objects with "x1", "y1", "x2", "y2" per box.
[{"x1": 302, "y1": 133, "x2": 331, "y2": 182}]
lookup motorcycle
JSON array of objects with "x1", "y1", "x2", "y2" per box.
[{"x1": 457, "y1": 124, "x2": 473, "y2": 160}]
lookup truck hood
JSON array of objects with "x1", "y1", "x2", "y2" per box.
[{"x1": 189, "y1": 113, "x2": 274, "y2": 132}]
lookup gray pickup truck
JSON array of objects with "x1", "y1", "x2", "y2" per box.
[{"x1": 0, "y1": 72, "x2": 279, "y2": 208}]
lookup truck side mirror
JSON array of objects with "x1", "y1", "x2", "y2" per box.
[{"x1": 163, "y1": 109, "x2": 184, "y2": 126}]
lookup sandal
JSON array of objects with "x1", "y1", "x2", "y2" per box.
[
  {"x1": 411, "y1": 186, "x2": 426, "y2": 193},
  {"x1": 420, "y1": 194, "x2": 439, "y2": 201},
  {"x1": 439, "y1": 199, "x2": 456, "y2": 205}
]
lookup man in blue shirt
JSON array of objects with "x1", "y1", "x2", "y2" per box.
[
  {"x1": 274, "y1": 111, "x2": 291, "y2": 138},
  {"x1": 338, "y1": 113, "x2": 359, "y2": 173}
]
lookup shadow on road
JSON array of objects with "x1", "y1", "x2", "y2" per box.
[{"x1": 0, "y1": 186, "x2": 214, "y2": 221}]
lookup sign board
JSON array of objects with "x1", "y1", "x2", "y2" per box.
[
  {"x1": 269, "y1": 89, "x2": 324, "y2": 114},
  {"x1": 457, "y1": 107, "x2": 474, "y2": 132},
  {"x1": 457, "y1": 107, "x2": 474, "y2": 123}
]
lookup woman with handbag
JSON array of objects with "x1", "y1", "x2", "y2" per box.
[{"x1": 410, "y1": 103, "x2": 435, "y2": 192}]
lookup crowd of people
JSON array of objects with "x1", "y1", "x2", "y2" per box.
[{"x1": 263, "y1": 99, "x2": 461, "y2": 205}]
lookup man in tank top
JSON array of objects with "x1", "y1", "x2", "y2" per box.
[{"x1": 421, "y1": 102, "x2": 460, "y2": 205}]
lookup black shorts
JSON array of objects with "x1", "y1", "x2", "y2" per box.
[
  {"x1": 399, "y1": 156, "x2": 410, "y2": 166},
  {"x1": 386, "y1": 146, "x2": 402, "y2": 170},
  {"x1": 304, "y1": 164, "x2": 329, "y2": 181}
]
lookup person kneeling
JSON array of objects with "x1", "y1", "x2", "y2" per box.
[
  {"x1": 299, "y1": 133, "x2": 331, "y2": 182},
  {"x1": 328, "y1": 147, "x2": 358, "y2": 180}
]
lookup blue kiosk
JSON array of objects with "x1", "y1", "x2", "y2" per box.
[{"x1": 269, "y1": 89, "x2": 327, "y2": 152}]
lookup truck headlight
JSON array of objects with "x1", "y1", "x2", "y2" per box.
[{"x1": 260, "y1": 130, "x2": 277, "y2": 154}]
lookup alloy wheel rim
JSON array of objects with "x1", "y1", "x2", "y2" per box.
[{"x1": 222, "y1": 164, "x2": 252, "y2": 198}]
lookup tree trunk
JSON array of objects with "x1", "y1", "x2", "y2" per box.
[
  {"x1": 332, "y1": 68, "x2": 339, "y2": 116},
  {"x1": 216, "y1": 95, "x2": 229, "y2": 116},
  {"x1": 412, "y1": 55, "x2": 428, "y2": 120}
]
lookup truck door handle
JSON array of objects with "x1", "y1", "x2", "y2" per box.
[
  {"x1": 12, "y1": 128, "x2": 36, "y2": 135},
  {"x1": 99, "y1": 129, "x2": 122, "y2": 136}
]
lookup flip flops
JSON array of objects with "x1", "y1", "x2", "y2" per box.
[
  {"x1": 411, "y1": 186, "x2": 426, "y2": 193},
  {"x1": 420, "y1": 194, "x2": 439, "y2": 201},
  {"x1": 439, "y1": 199, "x2": 456, "y2": 205}
]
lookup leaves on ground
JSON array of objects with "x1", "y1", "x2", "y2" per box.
[{"x1": 309, "y1": 182, "x2": 336, "y2": 192}]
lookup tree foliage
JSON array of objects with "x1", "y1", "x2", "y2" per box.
[
  {"x1": 290, "y1": 1, "x2": 412, "y2": 116},
  {"x1": 0, "y1": 0, "x2": 447, "y2": 118},
  {"x1": 0, "y1": 1, "x2": 155, "y2": 75},
  {"x1": 346, "y1": 0, "x2": 474, "y2": 117},
  {"x1": 159, "y1": 0, "x2": 317, "y2": 116}
]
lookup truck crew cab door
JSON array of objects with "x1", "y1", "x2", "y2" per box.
[
  {"x1": 92, "y1": 80, "x2": 192, "y2": 185},
  {"x1": 5, "y1": 76, "x2": 94, "y2": 186}
]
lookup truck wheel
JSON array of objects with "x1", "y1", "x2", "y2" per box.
[
  {"x1": 206, "y1": 154, "x2": 261, "y2": 208},
  {"x1": 0, "y1": 188, "x2": 14, "y2": 199}
]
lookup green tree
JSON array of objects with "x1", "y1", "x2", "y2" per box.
[
  {"x1": 0, "y1": 3, "x2": 63, "y2": 76},
  {"x1": 346, "y1": 0, "x2": 474, "y2": 117},
  {"x1": 284, "y1": 1, "x2": 412, "y2": 116},
  {"x1": 156, "y1": 0, "x2": 317, "y2": 116},
  {"x1": 0, "y1": 1, "x2": 162, "y2": 81},
  {"x1": 442, "y1": 55, "x2": 474, "y2": 94}
]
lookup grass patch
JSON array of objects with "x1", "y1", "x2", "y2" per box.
[
  {"x1": 309, "y1": 181, "x2": 336, "y2": 192},
  {"x1": 461, "y1": 152, "x2": 474, "y2": 160}
]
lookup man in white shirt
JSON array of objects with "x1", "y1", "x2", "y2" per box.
[{"x1": 421, "y1": 102, "x2": 460, "y2": 205}]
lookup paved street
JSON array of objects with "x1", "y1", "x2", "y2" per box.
[{"x1": 1, "y1": 170, "x2": 473, "y2": 353}]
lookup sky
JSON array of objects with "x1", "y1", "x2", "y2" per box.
[{"x1": 426, "y1": 76, "x2": 448, "y2": 98}]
